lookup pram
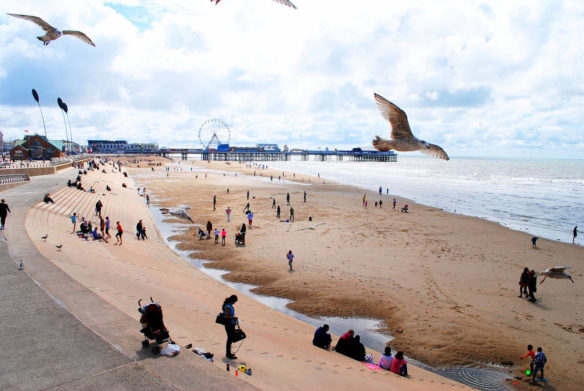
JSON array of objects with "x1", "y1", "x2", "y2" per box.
[
  {"x1": 235, "y1": 232, "x2": 246, "y2": 246},
  {"x1": 138, "y1": 297, "x2": 173, "y2": 354}
]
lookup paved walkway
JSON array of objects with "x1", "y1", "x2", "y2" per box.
[{"x1": 0, "y1": 168, "x2": 255, "y2": 390}]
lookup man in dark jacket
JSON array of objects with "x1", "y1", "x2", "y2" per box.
[{"x1": 313, "y1": 324, "x2": 332, "y2": 349}]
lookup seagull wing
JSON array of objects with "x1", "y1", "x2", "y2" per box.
[
  {"x1": 374, "y1": 93, "x2": 414, "y2": 140},
  {"x1": 273, "y1": 0, "x2": 297, "y2": 9},
  {"x1": 62, "y1": 30, "x2": 95, "y2": 46},
  {"x1": 420, "y1": 143, "x2": 450, "y2": 160},
  {"x1": 7, "y1": 13, "x2": 56, "y2": 32},
  {"x1": 550, "y1": 266, "x2": 570, "y2": 273}
]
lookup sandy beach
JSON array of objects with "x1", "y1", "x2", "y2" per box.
[
  {"x1": 23, "y1": 160, "x2": 476, "y2": 391},
  {"x1": 130, "y1": 159, "x2": 584, "y2": 391}
]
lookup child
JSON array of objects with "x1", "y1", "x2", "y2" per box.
[
  {"x1": 287, "y1": 250, "x2": 294, "y2": 271},
  {"x1": 221, "y1": 228, "x2": 226, "y2": 246},
  {"x1": 532, "y1": 347, "x2": 547, "y2": 381},
  {"x1": 214, "y1": 228, "x2": 219, "y2": 244},
  {"x1": 70, "y1": 212, "x2": 77, "y2": 233},
  {"x1": 520, "y1": 344, "x2": 536, "y2": 373},
  {"x1": 390, "y1": 351, "x2": 408, "y2": 376}
]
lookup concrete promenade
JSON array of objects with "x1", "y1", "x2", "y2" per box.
[{"x1": 0, "y1": 168, "x2": 255, "y2": 390}]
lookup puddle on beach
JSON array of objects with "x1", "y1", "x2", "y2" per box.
[{"x1": 137, "y1": 177, "x2": 512, "y2": 391}]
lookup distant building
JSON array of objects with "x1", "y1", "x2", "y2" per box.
[
  {"x1": 9, "y1": 135, "x2": 65, "y2": 160},
  {"x1": 87, "y1": 140, "x2": 158, "y2": 154}
]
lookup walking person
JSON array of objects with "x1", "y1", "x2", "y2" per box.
[
  {"x1": 206, "y1": 220, "x2": 212, "y2": 238},
  {"x1": 213, "y1": 195, "x2": 216, "y2": 211},
  {"x1": 393, "y1": 198, "x2": 397, "y2": 211},
  {"x1": 531, "y1": 236, "x2": 538, "y2": 249},
  {"x1": 246, "y1": 190, "x2": 250, "y2": 200},
  {"x1": 0, "y1": 199, "x2": 11, "y2": 230},
  {"x1": 221, "y1": 228, "x2": 226, "y2": 246},
  {"x1": 226, "y1": 206, "x2": 231, "y2": 222},
  {"x1": 95, "y1": 200, "x2": 103, "y2": 218},
  {"x1": 115, "y1": 221, "x2": 123, "y2": 245},
  {"x1": 276, "y1": 205, "x2": 281, "y2": 219},
  {"x1": 214, "y1": 228, "x2": 219, "y2": 244},
  {"x1": 105, "y1": 216, "x2": 111, "y2": 240},
  {"x1": 303, "y1": 191, "x2": 307, "y2": 203},
  {"x1": 574, "y1": 226, "x2": 578, "y2": 244},
  {"x1": 287, "y1": 250, "x2": 294, "y2": 271},
  {"x1": 362, "y1": 194, "x2": 366, "y2": 206},
  {"x1": 527, "y1": 269, "x2": 537, "y2": 302},
  {"x1": 379, "y1": 186, "x2": 382, "y2": 196},
  {"x1": 518, "y1": 267, "x2": 529, "y2": 298},
  {"x1": 70, "y1": 212, "x2": 77, "y2": 233},
  {"x1": 136, "y1": 220, "x2": 143, "y2": 240},
  {"x1": 286, "y1": 192, "x2": 290, "y2": 205},
  {"x1": 289, "y1": 206, "x2": 294, "y2": 222},
  {"x1": 272, "y1": 198, "x2": 276, "y2": 208},
  {"x1": 222, "y1": 295, "x2": 239, "y2": 360},
  {"x1": 247, "y1": 211, "x2": 253, "y2": 229}
]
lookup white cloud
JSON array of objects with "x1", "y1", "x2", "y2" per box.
[{"x1": 0, "y1": 0, "x2": 583, "y2": 158}]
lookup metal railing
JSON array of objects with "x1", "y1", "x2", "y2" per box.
[{"x1": 0, "y1": 174, "x2": 30, "y2": 185}]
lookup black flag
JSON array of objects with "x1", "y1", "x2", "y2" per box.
[
  {"x1": 62, "y1": 103, "x2": 68, "y2": 114},
  {"x1": 32, "y1": 89, "x2": 39, "y2": 103},
  {"x1": 57, "y1": 97, "x2": 64, "y2": 110}
]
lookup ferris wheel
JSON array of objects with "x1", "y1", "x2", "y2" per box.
[{"x1": 199, "y1": 118, "x2": 230, "y2": 149}]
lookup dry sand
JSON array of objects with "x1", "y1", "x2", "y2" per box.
[
  {"x1": 133, "y1": 159, "x2": 584, "y2": 391},
  {"x1": 25, "y1": 160, "x2": 474, "y2": 390}
]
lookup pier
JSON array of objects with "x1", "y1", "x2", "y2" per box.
[{"x1": 158, "y1": 148, "x2": 397, "y2": 162}]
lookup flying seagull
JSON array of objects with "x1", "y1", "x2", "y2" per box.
[
  {"x1": 7, "y1": 13, "x2": 95, "y2": 47},
  {"x1": 372, "y1": 93, "x2": 449, "y2": 160},
  {"x1": 211, "y1": 0, "x2": 297, "y2": 9},
  {"x1": 539, "y1": 266, "x2": 574, "y2": 284}
]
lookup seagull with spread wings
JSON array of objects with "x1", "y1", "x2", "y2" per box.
[
  {"x1": 211, "y1": 0, "x2": 297, "y2": 9},
  {"x1": 372, "y1": 93, "x2": 449, "y2": 160},
  {"x1": 539, "y1": 266, "x2": 574, "y2": 284},
  {"x1": 7, "y1": 13, "x2": 95, "y2": 47}
]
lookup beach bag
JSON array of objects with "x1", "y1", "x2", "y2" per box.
[
  {"x1": 215, "y1": 312, "x2": 228, "y2": 325},
  {"x1": 232, "y1": 324, "x2": 246, "y2": 343}
]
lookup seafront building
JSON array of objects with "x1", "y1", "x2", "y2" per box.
[{"x1": 88, "y1": 140, "x2": 158, "y2": 154}]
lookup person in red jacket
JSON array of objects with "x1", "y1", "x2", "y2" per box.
[
  {"x1": 115, "y1": 221, "x2": 123, "y2": 245},
  {"x1": 520, "y1": 344, "x2": 536, "y2": 373},
  {"x1": 390, "y1": 351, "x2": 408, "y2": 376}
]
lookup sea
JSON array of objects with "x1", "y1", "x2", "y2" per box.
[{"x1": 265, "y1": 156, "x2": 584, "y2": 244}]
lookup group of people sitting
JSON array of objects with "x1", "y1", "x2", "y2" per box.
[
  {"x1": 312, "y1": 325, "x2": 409, "y2": 377},
  {"x1": 77, "y1": 217, "x2": 108, "y2": 242}
]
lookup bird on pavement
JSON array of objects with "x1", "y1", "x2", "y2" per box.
[
  {"x1": 18, "y1": 260, "x2": 24, "y2": 270},
  {"x1": 7, "y1": 13, "x2": 95, "y2": 46},
  {"x1": 41, "y1": 234, "x2": 48, "y2": 241},
  {"x1": 372, "y1": 93, "x2": 449, "y2": 160},
  {"x1": 539, "y1": 266, "x2": 574, "y2": 284},
  {"x1": 56, "y1": 244, "x2": 63, "y2": 250}
]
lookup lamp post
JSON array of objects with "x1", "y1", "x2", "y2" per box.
[
  {"x1": 32, "y1": 89, "x2": 48, "y2": 160},
  {"x1": 63, "y1": 103, "x2": 73, "y2": 155},
  {"x1": 57, "y1": 98, "x2": 69, "y2": 156}
]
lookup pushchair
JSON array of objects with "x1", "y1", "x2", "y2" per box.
[
  {"x1": 235, "y1": 232, "x2": 246, "y2": 246},
  {"x1": 138, "y1": 297, "x2": 173, "y2": 354}
]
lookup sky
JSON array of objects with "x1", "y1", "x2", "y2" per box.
[{"x1": 0, "y1": 0, "x2": 583, "y2": 158}]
